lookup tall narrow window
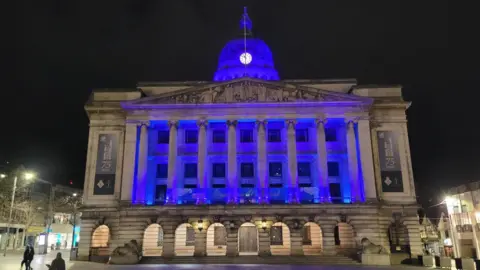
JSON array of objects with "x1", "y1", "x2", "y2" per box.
[
  {"x1": 269, "y1": 162, "x2": 283, "y2": 177},
  {"x1": 184, "y1": 163, "x2": 197, "y2": 178},
  {"x1": 297, "y1": 162, "x2": 311, "y2": 177},
  {"x1": 212, "y1": 163, "x2": 226, "y2": 178},
  {"x1": 156, "y1": 164, "x2": 168, "y2": 178},
  {"x1": 296, "y1": 129, "x2": 309, "y2": 142},
  {"x1": 325, "y1": 128, "x2": 337, "y2": 142},
  {"x1": 270, "y1": 226, "x2": 283, "y2": 245},
  {"x1": 185, "y1": 130, "x2": 198, "y2": 144},
  {"x1": 241, "y1": 163, "x2": 254, "y2": 178},
  {"x1": 240, "y1": 129, "x2": 253, "y2": 143},
  {"x1": 328, "y1": 162, "x2": 340, "y2": 177},
  {"x1": 212, "y1": 130, "x2": 225, "y2": 143},
  {"x1": 268, "y1": 129, "x2": 281, "y2": 142},
  {"x1": 157, "y1": 130, "x2": 169, "y2": 144}
]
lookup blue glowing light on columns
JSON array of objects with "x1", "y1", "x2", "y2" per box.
[{"x1": 213, "y1": 8, "x2": 280, "y2": 81}]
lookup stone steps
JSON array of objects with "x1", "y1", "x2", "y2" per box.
[{"x1": 140, "y1": 255, "x2": 360, "y2": 265}]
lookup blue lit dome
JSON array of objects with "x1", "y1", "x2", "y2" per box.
[{"x1": 213, "y1": 8, "x2": 280, "y2": 81}]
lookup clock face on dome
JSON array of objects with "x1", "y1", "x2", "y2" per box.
[{"x1": 239, "y1": 52, "x2": 252, "y2": 65}]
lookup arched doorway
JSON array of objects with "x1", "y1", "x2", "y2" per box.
[
  {"x1": 334, "y1": 222, "x2": 356, "y2": 255},
  {"x1": 238, "y1": 222, "x2": 258, "y2": 255},
  {"x1": 174, "y1": 223, "x2": 195, "y2": 256},
  {"x1": 143, "y1": 224, "x2": 163, "y2": 256},
  {"x1": 302, "y1": 222, "x2": 322, "y2": 255},
  {"x1": 91, "y1": 225, "x2": 109, "y2": 248},
  {"x1": 206, "y1": 223, "x2": 227, "y2": 256},
  {"x1": 270, "y1": 222, "x2": 291, "y2": 255},
  {"x1": 389, "y1": 221, "x2": 410, "y2": 253},
  {"x1": 90, "y1": 225, "x2": 110, "y2": 258}
]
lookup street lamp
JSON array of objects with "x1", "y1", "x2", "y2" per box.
[
  {"x1": 72, "y1": 193, "x2": 77, "y2": 197},
  {"x1": 0, "y1": 174, "x2": 6, "y2": 179},
  {"x1": 3, "y1": 171, "x2": 36, "y2": 256}
]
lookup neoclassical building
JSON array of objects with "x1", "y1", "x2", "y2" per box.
[{"x1": 78, "y1": 9, "x2": 421, "y2": 262}]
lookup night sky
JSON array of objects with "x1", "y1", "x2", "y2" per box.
[{"x1": 4, "y1": 1, "x2": 455, "y2": 208}]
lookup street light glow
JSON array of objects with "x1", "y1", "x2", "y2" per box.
[
  {"x1": 0, "y1": 174, "x2": 6, "y2": 179},
  {"x1": 72, "y1": 193, "x2": 77, "y2": 197},
  {"x1": 24, "y1": 172, "x2": 35, "y2": 180}
]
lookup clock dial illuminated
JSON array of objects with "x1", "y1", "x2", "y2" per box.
[{"x1": 239, "y1": 52, "x2": 252, "y2": 65}]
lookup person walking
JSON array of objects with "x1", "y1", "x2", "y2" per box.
[
  {"x1": 47, "y1": 252, "x2": 66, "y2": 270},
  {"x1": 21, "y1": 246, "x2": 30, "y2": 269},
  {"x1": 21, "y1": 245, "x2": 34, "y2": 270}
]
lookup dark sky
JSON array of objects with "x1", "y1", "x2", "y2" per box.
[{"x1": 4, "y1": 1, "x2": 455, "y2": 207}]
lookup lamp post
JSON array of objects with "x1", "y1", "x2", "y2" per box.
[
  {"x1": 70, "y1": 193, "x2": 77, "y2": 251},
  {"x1": 3, "y1": 172, "x2": 35, "y2": 257}
]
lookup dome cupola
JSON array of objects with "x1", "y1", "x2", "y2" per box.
[{"x1": 213, "y1": 7, "x2": 280, "y2": 81}]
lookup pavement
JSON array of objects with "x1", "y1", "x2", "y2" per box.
[{"x1": 0, "y1": 250, "x2": 421, "y2": 270}]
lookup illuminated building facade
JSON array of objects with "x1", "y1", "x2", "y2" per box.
[
  {"x1": 444, "y1": 182, "x2": 480, "y2": 258},
  {"x1": 78, "y1": 9, "x2": 421, "y2": 263}
]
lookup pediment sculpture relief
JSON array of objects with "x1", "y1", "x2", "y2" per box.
[{"x1": 150, "y1": 81, "x2": 352, "y2": 104}]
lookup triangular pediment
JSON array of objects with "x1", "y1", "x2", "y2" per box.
[{"x1": 127, "y1": 78, "x2": 371, "y2": 106}]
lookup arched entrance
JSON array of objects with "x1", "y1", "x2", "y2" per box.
[
  {"x1": 238, "y1": 222, "x2": 258, "y2": 255},
  {"x1": 174, "y1": 223, "x2": 195, "y2": 256},
  {"x1": 334, "y1": 222, "x2": 356, "y2": 255},
  {"x1": 90, "y1": 225, "x2": 110, "y2": 259},
  {"x1": 389, "y1": 221, "x2": 410, "y2": 253},
  {"x1": 270, "y1": 222, "x2": 291, "y2": 255},
  {"x1": 302, "y1": 222, "x2": 322, "y2": 255},
  {"x1": 206, "y1": 223, "x2": 227, "y2": 256},
  {"x1": 91, "y1": 225, "x2": 109, "y2": 248},
  {"x1": 143, "y1": 224, "x2": 163, "y2": 256}
]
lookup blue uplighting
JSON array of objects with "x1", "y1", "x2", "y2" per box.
[{"x1": 213, "y1": 8, "x2": 280, "y2": 81}]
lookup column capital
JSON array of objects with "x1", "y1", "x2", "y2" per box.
[
  {"x1": 316, "y1": 118, "x2": 328, "y2": 126},
  {"x1": 168, "y1": 120, "x2": 178, "y2": 129},
  {"x1": 285, "y1": 119, "x2": 297, "y2": 127},
  {"x1": 255, "y1": 120, "x2": 266, "y2": 129},
  {"x1": 137, "y1": 121, "x2": 150, "y2": 127},
  {"x1": 196, "y1": 119, "x2": 208, "y2": 128},
  {"x1": 345, "y1": 118, "x2": 358, "y2": 127},
  {"x1": 226, "y1": 120, "x2": 238, "y2": 127}
]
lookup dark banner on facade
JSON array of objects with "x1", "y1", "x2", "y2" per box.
[
  {"x1": 93, "y1": 134, "x2": 118, "y2": 195},
  {"x1": 377, "y1": 131, "x2": 403, "y2": 192}
]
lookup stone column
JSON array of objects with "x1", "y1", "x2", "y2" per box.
[
  {"x1": 345, "y1": 120, "x2": 361, "y2": 202},
  {"x1": 21, "y1": 229, "x2": 26, "y2": 248},
  {"x1": 318, "y1": 220, "x2": 337, "y2": 255},
  {"x1": 197, "y1": 120, "x2": 208, "y2": 204},
  {"x1": 167, "y1": 120, "x2": 178, "y2": 204},
  {"x1": 357, "y1": 119, "x2": 377, "y2": 201},
  {"x1": 315, "y1": 118, "x2": 330, "y2": 202},
  {"x1": 194, "y1": 229, "x2": 207, "y2": 257},
  {"x1": 225, "y1": 221, "x2": 239, "y2": 257},
  {"x1": 286, "y1": 119, "x2": 299, "y2": 203},
  {"x1": 121, "y1": 122, "x2": 138, "y2": 202},
  {"x1": 256, "y1": 120, "x2": 267, "y2": 203},
  {"x1": 135, "y1": 122, "x2": 149, "y2": 204},
  {"x1": 227, "y1": 120, "x2": 238, "y2": 204},
  {"x1": 286, "y1": 221, "x2": 304, "y2": 256}
]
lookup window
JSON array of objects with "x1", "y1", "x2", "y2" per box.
[
  {"x1": 186, "y1": 227, "x2": 195, "y2": 246},
  {"x1": 185, "y1": 130, "x2": 198, "y2": 144},
  {"x1": 212, "y1": 163, "x2": 226, "y2": 178},
  {"x1": 462, "y1": 204, "x2": 468, "y2": 213},
  {"x1": 184, "y1": 163, "x2": 197, "y2": 178},
  {"x1": 158, "y1": 130, "x2": 169, "y2": 144},
  {"x1": 268, "y1": 129, "x2": 281, "y2": 142},
  {"x1": 270, "y1": 226, "x2": 283, "y2": 245},
  {"x1": 325, "y1": 128, "x2": 337, "y2": 142},
  {"x1": 156, "y1": 164, "x2": 168, "y2": 178},
  {"x1": 269, "y1": 162, "x2": 282, "y2": 177},
  {"x1": 155, "y1": 185, "x2": 166, "y2": 203},
  {"x1": 241, "y1": 163, "x2": 254, "y2": 178},
  {"x1": 240, "y1": 129, "x2": 253, "y2": 143},
  {"x1": 328, "y1": 162, "x2": 340, "y2": 177},
  {"x1": 329, "y1": 183, "x2": 342, "y2": 203},
  {"x1": 445, "y1": 230, "x2": 449, "y2": 238},
  {"x1": 212, "y1": 130, "x2": 225, "y2": 143},
  {"x1": 296, "y1": 129, "x2": 309, "y2": 142},
  {"x1": 334, "y1": 226, "x2": 340, "y2": 245},
  {"x1": 297, "y1": 162, "x2": 311, "y2": 177}
]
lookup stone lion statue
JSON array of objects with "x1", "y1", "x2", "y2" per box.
[
  {"x1": 109, "y1": 240, "x2": 142, "y2": 265},
  {"x1": 361, "y1": 238, "x2": 388, "y2": 254}
]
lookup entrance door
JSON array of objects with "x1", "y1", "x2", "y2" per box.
[{"x1": 239, "y1": 226, "x2": 258, "y2": 254}]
